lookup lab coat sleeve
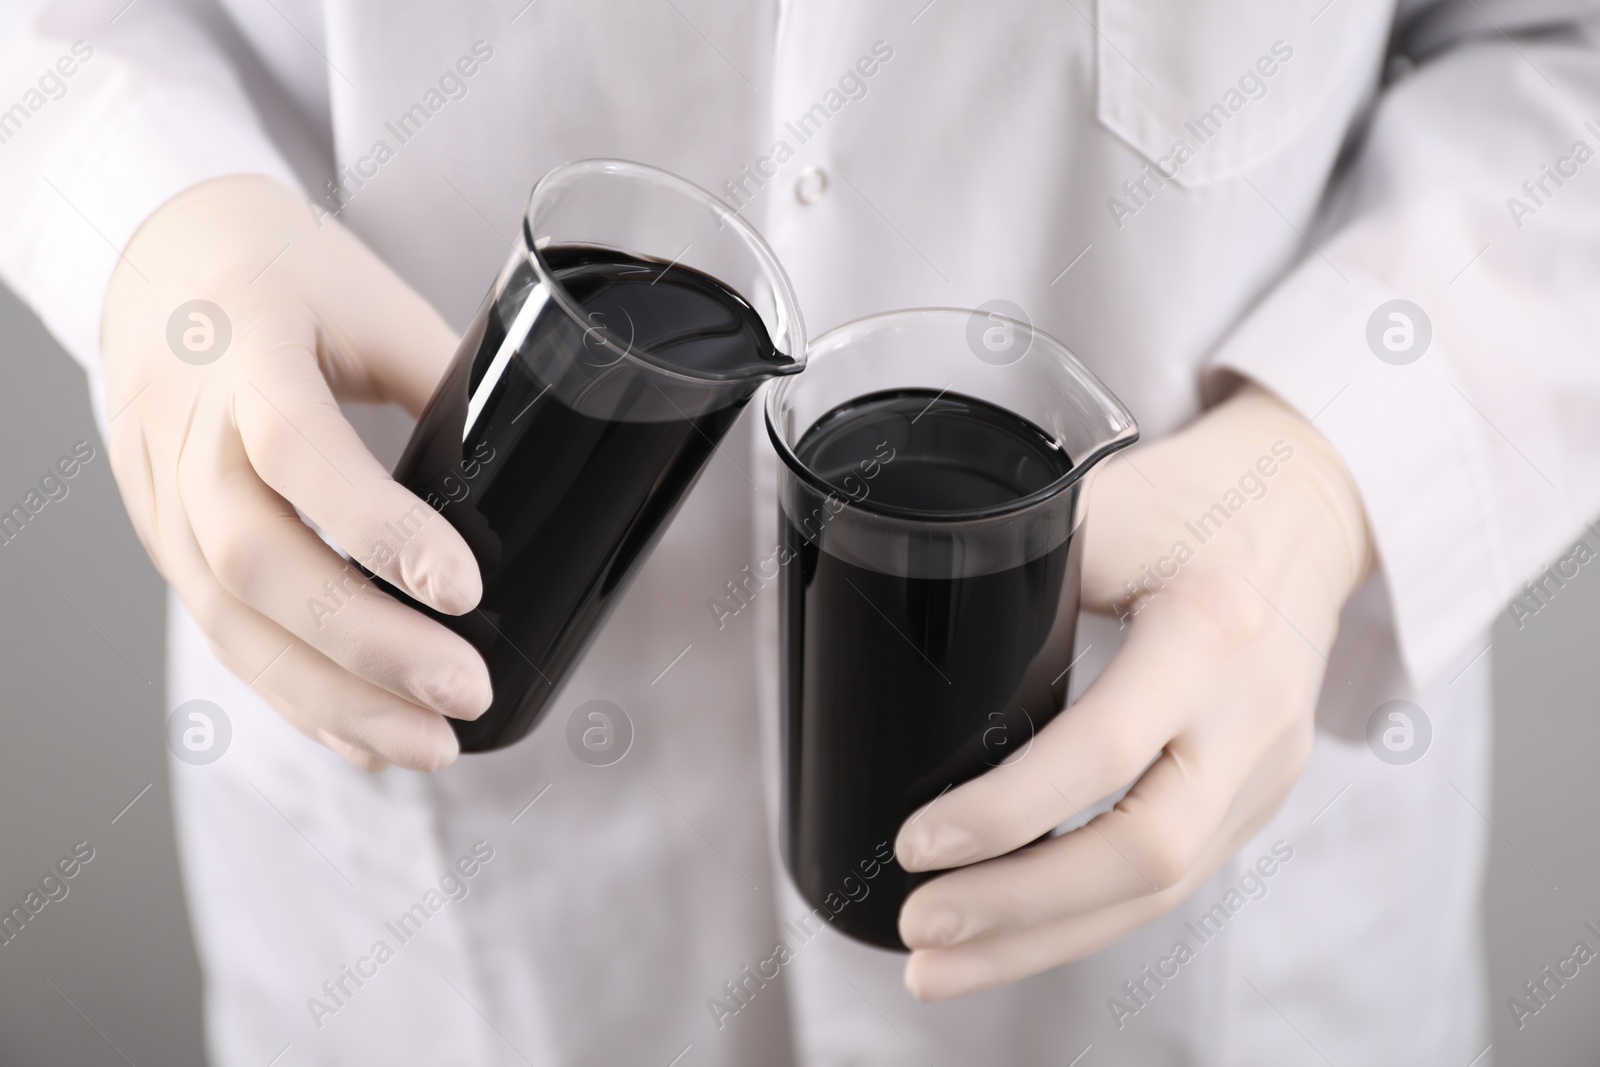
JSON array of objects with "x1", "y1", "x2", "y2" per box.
[
  {"x1": 0, "y1": 1, "x2": 302, "y2": 427},
  {"x1": 1206, "y1": 4, "x2": 1600, "y2": 687}
]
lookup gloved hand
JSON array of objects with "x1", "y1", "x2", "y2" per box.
[
  {"x1": 893, "y1": 383, "x2": 1371, "y2": 999},
  {"x1": 101, "y1": 175, "x2": 490, "y2": 772}
]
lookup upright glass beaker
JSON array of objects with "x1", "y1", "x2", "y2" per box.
[{"x1": 766, "y1": 308, "x2": 1137, "y2": 949}]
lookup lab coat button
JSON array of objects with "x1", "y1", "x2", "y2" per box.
[{"x1": 795, "y1": 165, "x2": 828, "y2": 205}]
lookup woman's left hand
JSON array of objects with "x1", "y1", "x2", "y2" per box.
[{"x1": 893, "y1": 384, "x2": 1371, "y2": 1000}]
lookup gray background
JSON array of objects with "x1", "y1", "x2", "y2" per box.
[{"x1": 0, "y1": 278, "x2": 1596, "y2": 1065}]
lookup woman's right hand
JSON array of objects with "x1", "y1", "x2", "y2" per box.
[{"x1": 101, "y1": 175, "x2": 491, "y2": 772}]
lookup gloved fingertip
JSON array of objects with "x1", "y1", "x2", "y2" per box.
[
  {"x1": 894, "y1": 826, "x2": 926, "y2": 871},
  {"x1": 427, "y1": 725, "x2": 461, "y2": 772},
  {"x1": 319, "y1": 729, "x2": 389, "y2": 773},
  {"x1": 897, "y1": 820, "x2": 974, "y2": 873},
  {"x1": 430, "y1": 555, "x2": 482, "y2": 616},
  {"x1": 417, "y1": 659, "x2": 492, "y2": 721},
  {"x1": 904, "y1": 952, "x2": 992, "y2": 1002},
  {"x1": 469, "y1": 672, "x2": 494, "y2": 719},
  {"x1": 901, "y1": 905, "x2": 964, "y2": 950},
  {"x1": 904, "y1": 956, "x2": 952, "y2": 1002},
  {"x1": 903, "y1": 960, "x2": 926, "y2": 1001}
]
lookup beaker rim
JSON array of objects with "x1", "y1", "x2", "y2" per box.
[
  {"x1": 765, "y1": 307, "x2": 1140, "y2": 524},
  {"x1": 520, "y1": 158, "x2": 807, "y2": 386}
]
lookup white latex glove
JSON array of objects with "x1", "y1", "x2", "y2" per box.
[
  {"x1": 101, "y1": 175, "x2": 490, "y2": 772},
  {"x1": 893, "y1": 384, "x2": 1371, "y2": 999}
]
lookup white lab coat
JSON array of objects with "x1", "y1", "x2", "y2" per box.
[{"x1": 3, "y1": 1, "x2": 1598, "y2": 1063}]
